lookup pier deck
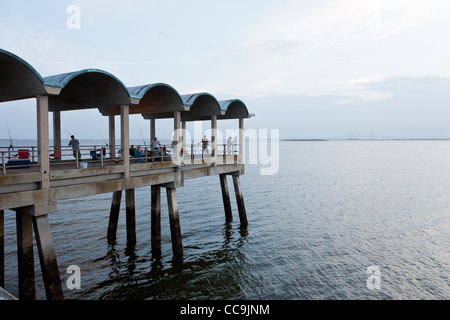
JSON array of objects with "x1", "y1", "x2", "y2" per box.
[{"x1": 0, "y1": 156, "x2": 242, "y2": 209}]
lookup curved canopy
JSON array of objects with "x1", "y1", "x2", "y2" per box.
[
  {"x1": 142, "y1": 92, "x2": 223, "y2": 121},
  {"x1": 218, "y1": 99, "x2": 253, "y2": 119},
  {"x1": 0, "y1": 48, "x2": 254, "y2": 121},
  {"x1": 43, "y1": 69, "x2": 134, "y2": 111},
  {"x1": 0, "y1": 48, "x2": 48, "y2": 102},
  {"x1": 180, "y1": 93, "x2": 222, "y2": 121},
  {"x1": 100, "y1": 83, "x2": 185, "y2": 116}
]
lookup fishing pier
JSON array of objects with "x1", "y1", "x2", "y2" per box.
[{"x1": 0, "y1": 49, "x2": 253, "y2": 300}]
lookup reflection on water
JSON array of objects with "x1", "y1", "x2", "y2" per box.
[{"x1": 80, "y1": 223, "x2": 250, "y2": 300}]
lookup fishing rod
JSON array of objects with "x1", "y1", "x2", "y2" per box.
[
  {"x1": 6, "y1": 121, "x2": 14, "y2": 151},
  {"x1": 136, "y1": 120, "x2": 147, "y2": 147},
  {"x1": 99, "y1": 130, "x2": 108, "y2": 147},
  {"x1": 64, "y1": 127, "x2": 71, "y2": 138}
]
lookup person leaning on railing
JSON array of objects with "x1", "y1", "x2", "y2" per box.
[{"x1": 69, "y1": 135, "x2": 82, "y2": 160}]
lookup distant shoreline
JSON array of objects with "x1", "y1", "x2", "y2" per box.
[
  {"x1": 3, "y1": 138, "x2": 450, "y2": 143},
  {"x1": 282, "y1": 138, "x2": 450, "y2": 141},
  {"x1": 282, "y1": 139, "x2": 329, "y2": 141}
]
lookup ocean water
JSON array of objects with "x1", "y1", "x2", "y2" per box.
[{"x1": 1, "y1": 140, "x2": 449, "y2": 300}]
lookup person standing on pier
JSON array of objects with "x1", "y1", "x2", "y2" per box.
[
  {"x1": 152, "y1": 137, "x2": 160, "y2": 150},
  {"x1": 202, "y1": 135, "x2": 209, "y2": 154},
  {"x1": 69, "y1": 135, "x2": 81, "y2": 160},
  {"x1": 227, "y1": 136, "x2": 233, "y2": 155}
]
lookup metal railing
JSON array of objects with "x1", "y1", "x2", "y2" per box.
[
  {"x1": 1, "y1": 147, "x2": 39, "y2": 175},
  {"x1": 1, "y1": 143, "x2": 240, "y2": 175}
]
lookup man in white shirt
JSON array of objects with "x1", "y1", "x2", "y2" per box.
[{"x1": 152, "y1": 137, "x2": 160, "y2": 150}]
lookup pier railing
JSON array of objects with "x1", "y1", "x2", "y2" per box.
[{"x1": 1, "y1": 143, "x2": 239, "y2": 175}]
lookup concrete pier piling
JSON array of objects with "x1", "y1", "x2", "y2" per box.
[
  {"x1": 15, "y1": 212, "x2": 35, "y2": 300},
  {"x1": 32, "y1": 214, "x2": 64, "y2": 300},
  {"x1": 125, "y1": 189, "x2": 136, "y2": 246},
  {"x1": 219, "y1": 174, "x2": 233, "y2": 223},
  {"x1": 232, "y1": 174, "x2": 248, "y2": 227},
  {"x1": 14, "y1": 207, "x2": 63, "y2": 300},
  {"x1": 166, "y1": 187, "x2": 183, "y2": 257},
  {"x1": 106, "y1": 188, "x2": 138, "y2": 247},
  {"x1": 107, "y1": 190, "x2": 122, "y2": 242},
  {"x1": 151, "y1": 185, "x2": 161, "y2": 256}
]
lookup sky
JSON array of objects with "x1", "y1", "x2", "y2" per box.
[{"x1": 2, "y1": 0, "x2": 450, "y2": 140}]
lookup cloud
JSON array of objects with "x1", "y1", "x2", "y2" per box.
[
  {"x1": 157, "y1": 31, "x2": 170, "y2": 38},
  {"x1": 243, "y1": 0, "x2": 450, "y2": 60},
  {"x1": 350, "y1": 75, "x2": 450, "y2": 93},
  {"x1": 242, "y1": 75, "x2": 450, "y2": 139},
  {"x1": 349, "y1": 75, "x2": 389, "y2": 86},
  {"x1": 343, "y1": 75, "x2": 450, "y2": 104}
]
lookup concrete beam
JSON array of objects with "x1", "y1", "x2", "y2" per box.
[{"x1": 0, "y1": 164, "x2": 244, "y2": 211}]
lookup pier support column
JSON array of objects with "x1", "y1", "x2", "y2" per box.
[
  {"x1": 126, "y1": 189, "x2": 136, "y2": 246},
  {"x1": 232, "y1": 174, "x2": 248, "y2": 227},
  {"x1": 37, "y1": 95, "x2": 50, "y2": 189},
  {"x1": 151, "y1": 185, "x2": 161, "y2": 256},
  {"x1": 0, "y1": 210, "x2": 4, "y2": 288},
  {"x1": 172, "y1": 111, "x2": 183, "y2": 165},
  {"x1": 32, "y1": 214, "x2": 63, "y2": 300},
  {"x1": 211, "y1": 115, "x2": 217, "y2": 162},
  {"x1": 150, "y1": 118, "x2": 156, "y2": 142},
  {"x1": 219, "y1": 174, "x2": 233, "y2": 223},
  {"x1": 121, "y1": 105, "x2": 130, "y2": 180},
  {"x1": 182, "y1": 121, "x2": 186, "y2": 162},
  {"x1": 166, "y1": 187, "x2": 183, "y2": 257},
  {"x1": 108, "y1": 115, "x2": 116, "y2": 159},
  {"x1": 107, "y1": 190, "x2": 122, "y2": 242},
  {"x1": 52, "y1": 111, "x2": 61, "y2": 162},
  {"x1": 173, "y1": 111, "x2": 181, "y2": 148},
  {"x1": 16, "y1": 211, "x2": 35, "y2": 300},
  {"x1": 238, "y1": 118, "x2": 244, "y2": 164}
]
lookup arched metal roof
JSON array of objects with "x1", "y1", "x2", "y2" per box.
[
  {"x1": 142, "y1": 92, "x2": 224, "y2": 121},
  {"x1": 218, "y1": 99, "x2": 254, "y2": 119},
  {"x1": 180, "y1": 92, "x2": 222, "y2": 121},
  {"x1": 0, "y1": 48, "x2": 48, "y2": 102},
  {"x1": 128, "y1": 83, "x2": 180, "y2": 100},
  {"x1": 100, "y1": 83, "x2": 186, "y2": 116},
  {"x1": 0, "y1": 48, "x2": 254, "y2": 121},
  {"x1": 43, "y1": 69, "x2": 136, "y2": 111}
]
